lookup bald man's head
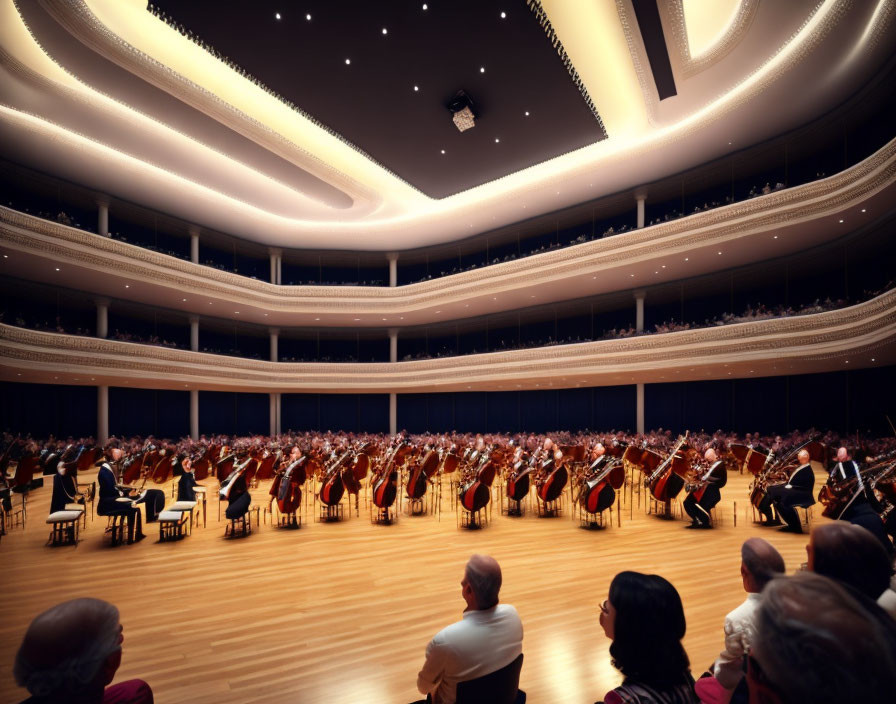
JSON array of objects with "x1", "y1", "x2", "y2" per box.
[
  {"x1": 836, "y1": 447, "x2": 849, "y2": 462},
  {"x1": 798, "y1": 449, "x2": 810, "y2": 465},
  {"x1": 14, "y1": 598, "x2": 122, "y2": 698},
  {"x1": 464, "y1": 555, "x2": 503, "y2": 610},
  {"x1": 741, "y1": 537, "x2": 786, "y2": 592}
]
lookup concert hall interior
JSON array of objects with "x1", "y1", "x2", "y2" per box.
[{"x1": 2, "y1": 2, "x2": 896, "y2": 703}]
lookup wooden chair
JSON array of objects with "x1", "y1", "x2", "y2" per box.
[
  {"x1": 455, "y1": 654, "x2": 525, "y2": 704},
  {"x1": 46, "y1": 510, "x2": 82, "y2": 546}
]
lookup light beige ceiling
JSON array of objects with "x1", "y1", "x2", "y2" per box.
[{"x1": 0, "y1": 0, "x2": 894, "y2": 250}]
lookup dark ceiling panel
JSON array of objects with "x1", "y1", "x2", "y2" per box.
[
  {"x1": 631, "y1": 0, "x2": 677, "y2": 101},
  {"x1": 149, "y1": 0, "x2": 606, "y2": 198}
]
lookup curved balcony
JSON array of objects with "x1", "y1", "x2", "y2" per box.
[
  {"x1": 1, "y1": 137, "x2": 895, "y2": 329},
  {"x1": 2, "y1": 290, "x2": 893, "y2": 394}
]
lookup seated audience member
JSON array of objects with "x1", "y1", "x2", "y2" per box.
[
  {"x1": 750, "y1": 572, "x2": 896, "y2": 704},
  {"x1": 597, "y1": 571, "x2": 698, "y2": 704},
  {"x1": 13, "y1": 598, "x2": 153, "y2": 704},
  {"x1": 695, "y1": 538, "x2": 785, "y2": 704},
  {"x1": 415, "y1": 554, "x2": 523, "y2": 704},
  {"x1": 806, "y1": 521, "x2": 895, "y2": 611}
]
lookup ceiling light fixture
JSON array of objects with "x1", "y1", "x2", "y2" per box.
[
  {"x1": 480, "y1": 67, "x2": 485, "y2": 73},
  {"x1": 382, "y1": 28, "x2": 388, "y2": 35},
  {"x1": 839, "y1": 219, "x2": 844, "y2": 223},
  {"x1": 501, "y1": 11, "x2": 507, "y2": 19},
  {"x1": 55, "y1": 267, "x2": 60, "y2": 271},
  {"x1": 414, "y1": 85, "x2": 419, "y2": 91},
  {"x1": 440, "y1": 149, "x2": 445, "y2": 154},
  {"x1": 345, "y1": 58, "x2": 351, "y2": 65},
  {"x1": 306, "y1": 13, "x2": 311, "y2": 20},
  {"x1": 861, "y1": 208, "x2": 867, "y2": 212},
  {"x1": 275, "y1": 12, "x2": 281, "y2": 20},
  {"x1": 447, "y1": 90, "x2": 476, "y2": 132},
  {"x1": 495, "y1": 138, "x2": 500, "y2": 143},
  {"x1": 422, "y1": 3, "x2": 428, "y2": 9}
]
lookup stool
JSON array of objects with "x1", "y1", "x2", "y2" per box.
[
  {"x1": 104, "y1": 514, "x2": 127, "y2": 546},
  {"x1": 249, "y1": 504, "x2": 261, "y2": 527},
  {"x1": 46, "y1": 510, "x2": 82, "y2": 546},
  {"x1": 192, "y1": 486, "x2": 207, "y2": 528},
  {"x1": 159, "y1": 510, "x2": 189, "y2": 541},
  {"x1": 65, "y1": 502, "x2": 88, "y2": 530},
  {"x1": 168, "y1": 501, "x2": 197, "y2": 533},
  {"x1": 225, "y1": 513, "x2": 251, "y2": 538},
  {"x1": 796, "y1": 504, "x2": 813, "y2": 527},
  {"x1": 537, "y1": 498, "x2": 563, "y2": 518}
]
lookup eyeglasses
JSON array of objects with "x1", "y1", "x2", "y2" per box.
[{"x1": 599, "y1": 600, "x2": 609, "y2": 615}]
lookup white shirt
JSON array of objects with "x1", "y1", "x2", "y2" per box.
[
  {"x1": 416, "y1": 604, "x2": 523, "y2": 704},
  {"x1": 712, "y1": 593, "x2": 761, "y2": 689},
  {"x1": 878, "y1": 588, "x2": 896, "y2": 619}
]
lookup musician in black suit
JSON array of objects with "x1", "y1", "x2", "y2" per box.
[
  {"x1": 684, "y1": 448, "x2": 727, "y2": 528},
  {"x1": 828, "y1": 447, "x2": 892, "y2": 551},
  {"x1": 767, "y1": 449, "x2": 815, "y2": 534},
  {"x1": 96, "y1": 446, "x2": 145, "y2": 544},
  {"x1": 49, "y1": 463, "x2": 82, "y2": 514},
  {"x1": 177, "y1": 457, "x2": 198, "y2": 502},
  {"x1": 221, "y1": 454, "x2": 252, "y2": 520}
]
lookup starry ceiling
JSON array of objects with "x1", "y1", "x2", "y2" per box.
[{"x1": 148, "y1": 0, "x2": 607, "y2": 199}]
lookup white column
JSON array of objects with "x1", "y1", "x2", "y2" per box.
[
  {"x1": 277, "y1": 255, "x2": 282, "y2": 285},
  {"x1": 269, "y1": 393, "x2": 280, "y2": 436},
  {"x1": 635, "y1": 192, "x2": 646, "y2": 229},
  {"x1": 634, "y1": 290, "x2": 645, "y2": 333},
  {"x1": 636, "y1": 383, "x2": 645, "y2": 435},
  {"x1": 96, "y1": 299, "x2": 109, "y2": 339},
  {"x1": 388, "y1": 328, "x2": 398, "y2": 363},
  {"x1": 97, "y1": 385, "x2": 109, "y2": 444},
  {"x1": 189, "y1": 316, "x2": 199, "y2": 352},
  {"x1": 275, "y1": 392, "x2": 281, "y2": 435},
  {"x1": 269, "y1": 248, "x2": 282, "y2": 284},
  {"x1": 387, "y1": 253, "x2": 398, "y2": 287},
  {"x1": 189, "y1": 226, "x2": 200, "y2": 264},
  {"x1": 97, "y1": 201, "x2": 109, "y2": 237},
  {"x1": 190, "y1": 389, "x2": 199, "y2": 440},
  {"x1": 269, "y1": 328, "x2": 279, "y2": 362},
  {"x1": 389, "y1": 394, "x2": 397, "y2": 436},
  {"x1": 389, "y1": 327, "x2": 398, "y2": 434}
]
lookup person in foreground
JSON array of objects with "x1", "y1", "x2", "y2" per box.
[
  {"x1": 597, "y1": 571, "x2": 698, "y2": 704},
  {"x1": 415, "y1": 554, "x2": 523, "y2": 704},
  {"x1": 13, "y1": 598, "x2": 153, "y2": 704},
  {"x1": 749, "y1": 572, "x2": 896, "y2": 704},
  {"x1": 694, "y1": 538, "x2": 785, "y2": 704}
]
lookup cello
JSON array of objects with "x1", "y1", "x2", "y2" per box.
[
  {"x1": 372, "y1": 441, "x2": 406, "y2": 523},
  {"x1": 272, "y1": 449, "x2": 306, "y2": 527},
  {"x1": 535, "y1": 446, "x2": 569, "y2": 514},
  {"x1": 578, "y1": 447, "x2": 625, "y2": 518},
  {"x1": 457, "y1": 449, "x2": 497, "y2": 527},
  {"x1": 505, "y1": 448, "x2": 534, "y2": 515},
  {"x1": 635, "y1": 434, "x2": 691, "y2": 509},
  {"x1": 319, "y1": 447, "x2": 352, "y2": 511},
  {"x1": 406, "y1": 447, "x2": 439, "y2": 504}
]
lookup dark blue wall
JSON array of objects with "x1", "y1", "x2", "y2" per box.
[
  {"x1": 109, "y1": 387, "x2": 189, "y2": 439},
  {"x1": 281, "y1": 393, "x2": 390, "y2": 434},
  {"x1": 0, "y1": 382, "x2": 97, "y2": 438}
]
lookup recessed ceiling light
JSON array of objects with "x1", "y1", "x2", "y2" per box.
[
  {"x1": 305, "y1": 13, "x2": 311, "y2": 20},
  {"x1": 717, "y1": 251, "x2": 722, "y2": 255},
  {"x1": 182, "y1": 298, "x2": 187, "y2": 301},
  {"x1": 630, "y1": 274, "x2": 634, "y2": 277},
  {"x1": 501, "y1": 11, "x2": 507, "y2": 18},
  {"x1": 871, "y1": 358, "x2": 876, "y2": 361},
  {"x1": 264, "y1": 313, "x2": 268, "y2": 317},
  {"x1": 728, "y1": 141, "x2": 732, "y2": 145},
  {"x1": 382, "y1": 318, "x2": 387, "y2": 321},
  {"x1": 345, "y1": 58, "x2": 351, "y2": 65},
  {"x1": 55, "y1": 267, "x2": 60, "y2": 271},
  {"x1": 2, "y1": 254, "x2": 7, "y2": 258},
  {"x1": 435, "y1": 310, "x2": 441, "y2": 313},
  {"x1": 440, "y1": 149, "x2": 445, "y2": 154},
  {"x1": 125, "y1": 285, "x2": 129, "y2": 288},
  {"x1": 524, "y1": 111, "x2": 529, "y2": 116},
  {"x1": 414, "y1": 85, "x2": 419, "y2": 91},
  {"x1": 480, "y1": 67, "x2": 485, "y2": 73},
  {"x1": 275, "y1": 12, "x2": 281, "y2": 20},
  {"x1": 422, "y1": 3, "x2": 428, "y2": 9},
  {"x1": 354, "y1": 318, "x2": 361, "y2": 321},
  {"x1": 495, "y1": 138, "x2": 500, "y2": 143},
  {"x1": 314, "y1": 317, "x2": 320, "y2": 321},
  {"x1": 684, "y1": 258, "x2": 689, "y2": 261},
  {"x1": 235, "y1": 311, "x2": 240, "y2": 314},
  {"x1": 382, "y1": 28, "x2": 388, "y2": 35},
  {"x1": 661, "y1": 265, "x2": 666, "y2": 268},
  {"x1": 773, "y1": 235, "x2": 778, "y2": 239},
  {"x1": 839, "y1": 219, "x2": 844, "y2": 223},
  {"x1": 861, "y1": 208, "x2": 866, "y2": 212}
]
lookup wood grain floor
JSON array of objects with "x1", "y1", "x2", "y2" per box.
[{"x1": 0, "y1": 469, "x2": 818, "y2": 704}]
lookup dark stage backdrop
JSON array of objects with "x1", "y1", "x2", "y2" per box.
[{"x1": 1, "y1": 366, "x2": 892, "y2": 438}]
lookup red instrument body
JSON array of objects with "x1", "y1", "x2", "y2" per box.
[
  {"x1": 506, "y1": 462, "x2": 534, "y2": 503},
  {"x1": 442, "y1": 453, "x2": 461, "y2": 474},
  {"x1": 277, "y1": 458, "x2": 306, "y2": 514},
  {"x1": 406, "y1": 450, "x2": 438, "y2": 500},
  {"x1": 459, "y1": 458, "x2": 497, "y2": 513},
  {"x1": 536, "y1": 459, "x2": 568, "y2": 503},
  {"x1": 351, "y1": 453, "x2": 370, "y2": 481},
  {"x1": 626, "y1": 438, "x2": 690, "y2": 502},
  {"x1": 579, "y1": 459, "x2": 625, "y2": 514},
  {"x1": 151, "y1": 453, "x2": 175, "y2": 484},
  {"x1": 255, "y1": 452, "x2": 278, "y2": 481},
  {"x1": 319, "y1": 451, "x2": 351, "y2": 507},
  {"x1": 192, "y1": 446, "x2": 212, "y2": 482}
]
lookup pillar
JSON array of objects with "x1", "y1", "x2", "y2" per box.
[
  {"x1": 189, "y1": 316, "x2": 199, "y2": 352},
  {"x1": 269, "y1": 248, "x2": 282, "y2": 285},
  {"x1": 635, "y1": 192, "x2": 646, "y2": 229},
  {"x1": 95, "y1": 298, "x2": 109, "y2": 339},
  {"x1": 636, "y1": 383, "x2": 645, "y2": 435},
  {"x1": 389, "y1": 327, "x2": 398, "y2": 434},
  {"x1": 189, "y1": 226, "x2": 200, "y2": 264},
  {"x1": 190, "y1": 389, "x2": 199, "y2": 440},
  {"x1": 97, "y1": 201, "x2": 109, "y2": 237},
  {"x1": 634, "y1": 290, "x2": 645, "y2": 333},
  {"x1": 269, "y1": 392, "x2": 281, "y2": 436},
  {"x1": 388, "y1": 328, "x2": 398, "y2": 363},
  {"x1": 97, "y1": 385, "x2": 109, "y2": 444},
  {"x1": 269, "y1": 328, "x2": 279, "y2": 362},
  {"x1": 389, "y1": 394, "x2": 397, "y2": 436},
  {"x1": 387, "y1": 252, "x2": 398, "y2": 287}
]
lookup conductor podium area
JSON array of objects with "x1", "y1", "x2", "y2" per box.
[{"x1": 0, "y1": 456, "x2": 824, "y2": 703}]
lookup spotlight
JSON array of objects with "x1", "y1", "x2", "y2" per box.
[{"x1": 447, "y1": 90, "x2": 476, "y2": 132}]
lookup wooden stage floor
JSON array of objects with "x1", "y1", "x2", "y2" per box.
[{"x1": 0, "y1": 469, "x2": 817, "y2": 704}]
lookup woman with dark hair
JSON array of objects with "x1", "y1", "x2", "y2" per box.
[{"x1": 597, "y1": 571, "x2": 698, "y2": 704}]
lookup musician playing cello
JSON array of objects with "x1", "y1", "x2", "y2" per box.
[
  {"x1": 827, "y1": 447, "x2": 892, "y2": 551},
  {"x1": 683, "y1": 448, "x2": 727, "y2": 529},
  {"x1": 97, "y1": 444, "x2": 146, "y2": 544},
  {"x1": 767, "y1": 449, "x2": 814, "y2": 533}
]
